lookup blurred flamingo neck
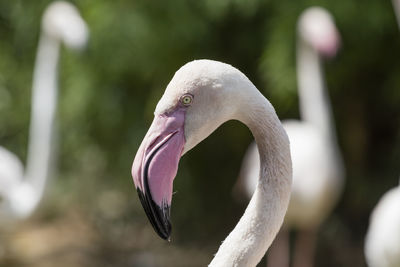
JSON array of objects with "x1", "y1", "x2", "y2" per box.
[
  {"x1": 210, "y1": 96, "x2": 292, "y2": 267},
  {"x1": 24, "y1": 32, "x2": 59, "y2": 207},
  {"x1": 296, "y1": 39, "x2": 337, "y2": 143}
]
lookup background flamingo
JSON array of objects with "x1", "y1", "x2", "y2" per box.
[
  {"x1": 0, "y1": 1, "x2": 88, "y2": 224},
  {"x1": 364, "y1": 181, "x2": 400, "y2": 267},
  {"x1": 237, "y1": 7, "x2": 344, "y2": 267},
  {"x1": 131, "y1": 60, "x2": 292, "y2": 266}
]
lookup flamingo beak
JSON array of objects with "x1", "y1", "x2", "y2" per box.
[{"x1": 131, "y1": 108, "x2": 186, "y2": 240}]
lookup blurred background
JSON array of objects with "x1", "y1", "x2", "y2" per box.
[{"x1": 0, "y1": 0, "x2": 399, "y2": 266}]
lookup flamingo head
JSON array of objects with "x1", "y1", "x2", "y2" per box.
[
  {"x1": 132, "y1": 60, "x2": 246, "y2": 240},
  {"x1": 298, "y1": 7, "x2": 341, "y2": 58},
  {"x1": 42, "y1": 1, "x2": 89, "y2": 49}
]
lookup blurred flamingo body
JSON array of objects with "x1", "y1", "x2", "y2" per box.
[
  {"x1": 0, "y1": 1, "x2": 88, "y2": 223},
  {"x1": 364, "y1": 183, "x2": 400, "y2": 267},
  {"x1": 131, "y1": 60, "x2": 292, "y2": 266},
  {"x1": 238, "y1": 7, "x2": 344, "y2": 267}
]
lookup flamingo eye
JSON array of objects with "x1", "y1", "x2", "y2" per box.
[{"x1": 180, "y1": 94, "x2": 193, "y2": 106}]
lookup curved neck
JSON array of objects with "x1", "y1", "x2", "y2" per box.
[
  {"x1": 23, "y1": 33, "x2": 59, "y2": 206},
  {"x1": 210, "y1": 94, "x2": 292, "y2": 266},
  {"x1": 296, "y1": 39, "x2": 337, "y2": 142}
]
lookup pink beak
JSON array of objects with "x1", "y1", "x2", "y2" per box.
[{"x1": 131, "y1": 107, "x2": 186, "y2": 240}]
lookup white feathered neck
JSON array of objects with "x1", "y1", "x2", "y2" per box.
[{"x1": 207, "y1": 63, "x2": 292, "y2": 266}]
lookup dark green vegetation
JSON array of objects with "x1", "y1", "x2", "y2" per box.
[{"x1": 0, "y1": 0, "x2": 399, "y2": 266}]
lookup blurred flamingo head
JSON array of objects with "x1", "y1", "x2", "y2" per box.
[
  {"x1": 298, "y1": 7, "x2": 341, "y2": 58},
  {"x1": 42, "y1": 1, "x2": 89, "y2": 49}
]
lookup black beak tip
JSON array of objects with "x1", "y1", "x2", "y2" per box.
[
  {"x1": 136, "y1": 188, "x2": 172, "y2": 241},
  {"x1": 159, "y1": 220, "x2": 171, "y2": 241}
]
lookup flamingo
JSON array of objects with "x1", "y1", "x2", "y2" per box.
[
  {"x1": 364, "y1": 182, "x2": 400, "y2": 267},
  {"x1": 0, "y1": 1, "x2": 88, "y2": 224},
  {"x1": 131, "y1": 59, "x2": 292, "y2": 266},
  {"x1": 237, "y1": 7, "x2": 344, "y2": 267}
]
